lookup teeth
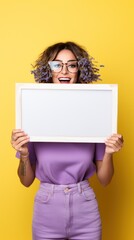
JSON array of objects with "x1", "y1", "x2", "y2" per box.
[{"x1": 59, "y1": 78, "x2": 70, "y2": 81}]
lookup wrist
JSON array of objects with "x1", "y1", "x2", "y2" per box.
[
  {"x1": 103, "y1": 152, "x2": 113, "y2": 162},
  {"x1": 104, "y1": 151, "x2": 113, "y2": 156},
  {"x1": 105, "y1": 147, "x2": 114, "y2": 155},
  {"x1": 20, "y1": 153, "x2": 29, "y2": 159}
]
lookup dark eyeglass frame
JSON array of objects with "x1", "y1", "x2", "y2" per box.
[{"x1": 48, "y1": 60, "x2": 79, "y2": 73}]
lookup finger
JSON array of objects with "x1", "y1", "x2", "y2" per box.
[
  {"x1": 120, "y1": 135, "x2": 124, "y2": 143},
  {"x1": 105, "y1": 140, "x2": 122, "y2": 150},
  {"x1": 105, "y1": 143, "x2": 119, "y2": 152},
  {"x1": 105, "y1": 141, "x2": 119, "y2": 151},
  {"x1": 14, "y1": 135, "x2": 30, "y2": 145},
  {"x1": 12, "y1": 138, "x2": 30, "y2": 151},
  {"x1": 106, "y1": 136, "x2": 123, "y2": 146},
  {"x1": 16, "y1": 139, "x2": 30, "y2": 151},
  {"x1": 11, "y1": 135, "x2": 29, "y2": 146},
  {"x1": 11, "y1": 130, "x2": 23, "y2": 141},
  {"x1": 111, "y1": 134, "x2": 124, "y2": 143},
  {"x1": 12, "y1": 129, "x2": 24, "y2": 135},
  {"x1": 106, "y1": 139, "x2": 122, "y2": 148},
  {"x1": 105, "y1": 142, "x2": 122, "y2": 152},
  {"x1": 12, "y1": 132, "x2": 28, "y2": 141}
]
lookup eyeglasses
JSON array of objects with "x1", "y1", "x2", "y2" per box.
[{"x1": 48, "y1": 60, "x2": 78, "y2": 73}]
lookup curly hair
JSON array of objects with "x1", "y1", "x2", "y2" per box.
[{"x1": 31, "y1": 41, "x2": 101, "y2": 83}]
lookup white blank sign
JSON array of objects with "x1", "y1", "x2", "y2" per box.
[{"x1": 16, "y1": 83, "x2": 118, "y2": 143}]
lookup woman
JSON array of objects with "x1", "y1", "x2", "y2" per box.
[{"x1": 11, "y1": 42, "x2": 123, "y2": 240}]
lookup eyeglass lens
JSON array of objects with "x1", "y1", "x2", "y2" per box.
[{"x1": 49, "y1": 61, "x2": 78, "y2": 73}]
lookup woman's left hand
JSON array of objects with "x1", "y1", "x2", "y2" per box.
[{"x1": 105, "y1": 134, "x2": 124, "y2": 154}]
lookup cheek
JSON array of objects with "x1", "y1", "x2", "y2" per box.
[
  {"x1": 73, "y1": 73, "x2": 78, "y2": 83},
  {"x1": 52, "y1": 73, "x2": 59, "y2": 82}
]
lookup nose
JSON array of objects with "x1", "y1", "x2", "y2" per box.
[{"x1": 61, "y1": 64, "x2": 68, "y2": 74}]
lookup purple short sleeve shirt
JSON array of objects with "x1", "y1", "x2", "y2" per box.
[{"x1": 17, "y1": 142, "x2": 105, "y2": 184}]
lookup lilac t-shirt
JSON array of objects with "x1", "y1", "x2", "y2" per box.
[{"x1": 17, "y1": 142, "x2": 105, "y2": 184}]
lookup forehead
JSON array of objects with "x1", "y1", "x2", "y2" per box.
[{"x1": 55, "y1": 49, "x2": 76, "y2": 62}]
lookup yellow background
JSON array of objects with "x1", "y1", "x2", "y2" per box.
[{"x1": 0, "y1": 0, "x2": 134, "y2": 239}]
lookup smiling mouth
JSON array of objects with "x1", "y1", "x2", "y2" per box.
[{"x1": 58, "y1": 77, "x2": 71, "y2": 83}]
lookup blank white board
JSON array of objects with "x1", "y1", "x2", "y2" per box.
[{"x1": 16, "y1": 83, "x2": 118, "y2": 143}]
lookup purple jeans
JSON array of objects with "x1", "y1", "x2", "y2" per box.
[{"x1": 32, "y1": 180, "x2": 102, "y2": 240}]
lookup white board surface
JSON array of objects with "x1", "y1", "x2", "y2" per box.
[{"x1": 16, "y1": 83, "x2": 118, "y2": 143}]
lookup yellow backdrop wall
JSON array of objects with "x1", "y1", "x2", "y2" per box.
[{"x1": 0, "y1": 0, "x2": 134, "y2": 239}]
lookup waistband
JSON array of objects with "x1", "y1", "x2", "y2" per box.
[{"x1": 40, "y1": 180, "x2": 90, "y2": 194}]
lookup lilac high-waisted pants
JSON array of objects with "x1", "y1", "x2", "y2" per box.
[{"x1": 32, "y1": 180, "x2": 102, "y2": 240}]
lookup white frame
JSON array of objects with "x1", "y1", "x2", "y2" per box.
[{"x1": 16, "y1": 83, "x2": 118, "y2": 143}]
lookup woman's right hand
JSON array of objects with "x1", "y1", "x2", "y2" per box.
[{"x1": 11, "y1": 129, "x2": 30, "y2": 156}]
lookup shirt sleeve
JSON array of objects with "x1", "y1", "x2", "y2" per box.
[
  {"x1": 94, "y1": 143, "x2": 105, "y2": 161},
  {"x1": 16, "y1": 142, "x2": 37, "y2": 165}
]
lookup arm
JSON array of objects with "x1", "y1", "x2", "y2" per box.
[
  {"x1": 17, "y1": 153, "x2": 36, "y2": 187},
  {"x1": 11, "y1": 129, "x2": 35, "y2": 187},
  {"x1": 95, "y1": 134, "x2": 124, "y2": 186}
]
